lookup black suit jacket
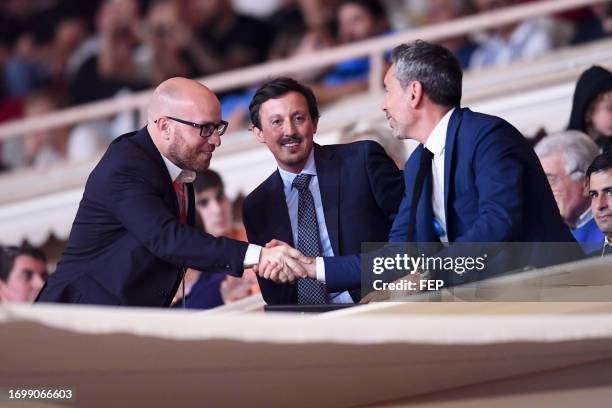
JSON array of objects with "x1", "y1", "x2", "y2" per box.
[
  {"x1": 37, "y1": 127, "x2": 248, "y2": 307},
  {"x1": 242, "y1": 141, "x2": 404, "y2": 304}
]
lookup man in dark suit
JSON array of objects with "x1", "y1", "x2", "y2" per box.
[
  {"x1": 260, "y1": 41, "x2": 581, "y2": 294},
  {"x1": 243, "y1": 77, "x2": 404, "y2": 305},
  {"x1": 37, "y1": 77, "x2": 308, "y2": 307},
  {"x1": 587, "y1": 150, "x2": 612, "y2": 256}
]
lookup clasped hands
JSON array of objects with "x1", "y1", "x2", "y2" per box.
[{"x1": 256, "y1": 240, "x2": 315, "y2": 284}]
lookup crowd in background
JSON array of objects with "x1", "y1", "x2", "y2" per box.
[
  {"x1": 0, "y1": 0, "x2": 611, "y2": 172},
  {"x1": 1, "y1": 0, "x2": 612, "y2": 307}
]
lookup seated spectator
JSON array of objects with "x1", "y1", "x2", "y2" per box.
[
  {"x1": 268, "y1": 0, "x2": 341, "y2": 36},
  {"x1": 313, "y1": 0, "x2": 391, "y2": 104},
  {"x1": 21, "y1": 91, "x2": 69, "y2": 168},
  {"x1": 586, "y1": 151, "x2": 612, "y2": 256},
  {"x1": 535, "y1": 131, "x2": 604, "y2": 245},
  {"x1": 469, "y1": 0, "x2": 555, "y2": 69},
  {"x1": 177, "y1": 0, "x2": 273, "y2": 74},
  {"x1": 173, "y1": 170, "x2": 259, "y2": 309},
  {"x1": 0, "y1": 244, "x2": 48, "y2": 303},
  {"x1": 572, "y1": 3, "x2": 612, "y2": 45},
  {"x1": 568, "y1": 65, "x2": 612, "y2": 153},
  {"x1": 9, "y1": 17, "x2": 89, "y2": 95},
  {"x1": 332, "y1": 0, "x2": 389, "y2": 75},
  {"x1": 68, "y1": 0, "x2": 148, "y2": 105},
  {"x1": 221, "y1": 22, "x2": 335, "y2": 132},
  {"x1": 424, "y1": 0, "x2": 477, "y2": 69},
  {"x1": 141, "y1": 0, "x2": 218, "y2": 85}
]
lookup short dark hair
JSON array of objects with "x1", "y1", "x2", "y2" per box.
[
  {"x1": 338, "y1": 0, "x2": 386, "y2": 19},
  {"x1": 587, "y1": 150, "x2": 612, "y2": 178},
  {"x1": 193, "y1": 169, "x2": 224, "y2": 195},
  {"x1": 0, "y1": 244, "x2": 47, "y2": 282},
  {"x1": 249, "y1": 77, "x2": 320, "y2": 130},
  {"x1": 391, "y1": 40, "x2": 462, "y2": 107}
]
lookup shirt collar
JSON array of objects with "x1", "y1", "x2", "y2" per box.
[
  {"x1": 161, "y1": 154, "x2": 196, "y2": 184},
  {"x1": 278, "y1": 148, "x2": 317, "y2": 189},
  {"x1": 424, "y1": 108, "x2": 455, "y2": 156},
  {"x1": 605, "y1": 236, "x2": 612, "y2": 247}
]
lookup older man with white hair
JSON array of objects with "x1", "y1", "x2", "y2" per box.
[{"x1": 535, "y1": 130, "x2": 604, "y2": 244}]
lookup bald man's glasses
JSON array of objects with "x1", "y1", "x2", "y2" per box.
[{"x1": 156, "y1": 116, "x2": 229, "y2": 137}]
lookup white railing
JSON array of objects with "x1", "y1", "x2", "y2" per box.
[
  {"x1": 0, "y1": 0, "x2": 607, "y2": 142},
  {"x1": 1, "y1": 37, "x2": 611, "y2": 206}
]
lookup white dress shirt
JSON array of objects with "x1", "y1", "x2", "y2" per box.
[
  {"x1": 424, "y1": 108, "x2": 455, "y2": 243},
  {"x1": 161, "y1": 154, "x2": 261, "y2": 267},
  {"x1": 603, "y1": 236, "x2": 611, "y2": 257},
  {"x1": 315, "y1": 109, "x2": 456, "y2": 286},
  {"x1": 278, "y1": 149, "x2": 353, "y2": 303}
]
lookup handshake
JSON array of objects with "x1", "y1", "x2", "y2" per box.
[{"x1": 255, "y1": 240, "x2": 315, "y2": 284}]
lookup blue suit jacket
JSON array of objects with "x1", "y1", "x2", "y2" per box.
[
  {"x1": 242, "y1": 141, "x2": 404, "y2": 304},
  {"x1": 572, "y1": 217, "x2": 605, "y2": 245},
  {"x1": 325, "y1": 108, "x2": 581, "y2": 290},
  {"x1": 37, "y1": 127, "x2": 248, "y2": 307}
]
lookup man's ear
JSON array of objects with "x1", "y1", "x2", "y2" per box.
[
  {"x1": 312, "y1": 117, "x2": 319, "y2": 135},
  {"x1": 410, "y1": 81, "x2": 424, "y2": 108},
  {"x1": 156, "y1": 117, "x2": 171, "y2": 140},
  {"x1": 252, "y1": 125, "x2": 265, "y2": 143}
]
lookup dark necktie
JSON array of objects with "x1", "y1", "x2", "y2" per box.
[
  {"x1": 603, "y1": 243, "x2": 612, "y2": 257},
  {"x1": 292, "y1": 174, "x2": 328, "y2": 304},
  {"x1": 407, "y1": 148, "x2": 434, "y2": 242}
]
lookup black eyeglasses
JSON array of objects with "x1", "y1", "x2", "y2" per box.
[{"x1": 155, "y1": 116, "x2": 229, "y2": 138}]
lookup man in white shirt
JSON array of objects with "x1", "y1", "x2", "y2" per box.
[{"x1": 259, "y1": 40, "x2": 580, "y2": 297}]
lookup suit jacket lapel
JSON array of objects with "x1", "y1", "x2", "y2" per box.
[
  {"x1": 314, "y1": 144, "x2": 340, "y2": 256},
  {"x1": 132, "y1": 126, "x2": 179, "y2": 216},
  {"x1": 444, "y1": 108, "x2": 462, "y2": 240},
  {"x1": 266, "y1": 171, "x2": 295, "y2": 247}
]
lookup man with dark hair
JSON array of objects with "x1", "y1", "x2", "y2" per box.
[
  {"x1": 261, "y1": 41, "x2": 580, "y2": 294},
  {"x1": 587, "y1": 151, "x2": 612, "y2": 256},
  {"x1": 244, "y1": 77, "x2": 404, "y2": 305},
  {"x1": 0, "y1": 244, "x2": 48, "y2": 303}
]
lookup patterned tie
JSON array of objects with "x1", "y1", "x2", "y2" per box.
[
  {"x1": 292, "y1": 174, "x2": 328, "y2": 304},
  {"x1": 603, "y1": 243, "x2": 612, "y2": 257},
  {"x1": 173, "y1": 181, "x2": 187, "y2": 225}
]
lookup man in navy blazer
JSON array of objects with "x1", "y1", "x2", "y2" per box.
[
  {"x1": 37, "y1": 78, "x2": 308, "y2": 307},
  {"x1": 261, "y1": 41, "x2": 581, "y2": 294},
  {"x1": 243, "y1": 77, "x2": 404, "y2": 304}
]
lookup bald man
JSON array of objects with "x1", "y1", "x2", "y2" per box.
[{"x1": 37, "y1": 78, "x2": 307, "y2": 307}]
